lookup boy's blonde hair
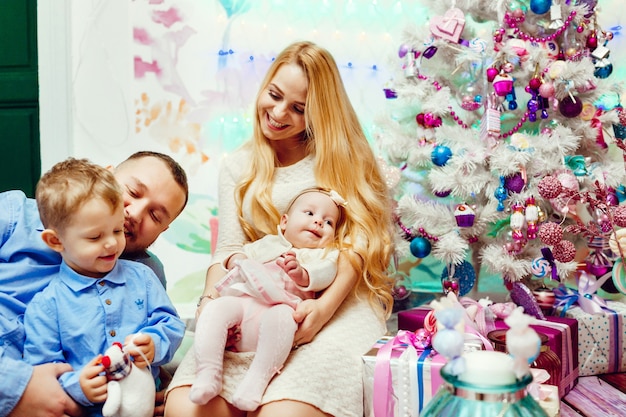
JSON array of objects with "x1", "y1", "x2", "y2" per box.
[
  {"x1": 235, "y1": 41, "x2": 395, "y2": 317},
  {"x1": 36, "y1": 158, "x2": 122, "y2": 231}
]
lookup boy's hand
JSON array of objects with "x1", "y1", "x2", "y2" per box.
[
  {"x1": 124, "y1": 333, "x2": 154, "y2": 368},
  {"x1": 79, "y1": 355, "x2": 108, "y2": 404}
]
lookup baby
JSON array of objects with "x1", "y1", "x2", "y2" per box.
[{"x1": 190, "y1": 187, "x2": 347, "y2": 410}]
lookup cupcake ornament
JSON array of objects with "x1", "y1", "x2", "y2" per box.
[{"x1": 454, "y1": 203, "x2": 475, "y2": 227}]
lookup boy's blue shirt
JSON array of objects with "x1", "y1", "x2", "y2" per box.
[{"x1": 23, "y1": 259, "x2": 185, "y2": 408}]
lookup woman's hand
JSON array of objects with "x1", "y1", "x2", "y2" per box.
[
  {"x1": 292, "y1": 251, "x2": 360, "y2": 346},
  {"x1": 292, "y1": 298, "x2": 332, "y2": 345}
]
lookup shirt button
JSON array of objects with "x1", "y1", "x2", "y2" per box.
[
  {"x1": 109, "y1": 330, "x2": 116, "y2": 337},
  {"x1": 105, "y1": 299, "x2": 112, "y2": 305},
  {"x1": 99, "y1": 281, "x2": 105, "y2": 286}
]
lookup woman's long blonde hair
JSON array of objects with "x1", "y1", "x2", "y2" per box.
[{"x1": 235, "y1": 41, "x2": 395, "y2": 317}]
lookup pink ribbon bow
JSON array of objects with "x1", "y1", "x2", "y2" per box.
[{"x1": 373, "y1": 330, "x2": 432, "y2": 417}]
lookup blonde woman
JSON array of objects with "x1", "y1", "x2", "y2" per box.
[{"x1": 165, "y1": 41, "x2": 394, "y2": 417}]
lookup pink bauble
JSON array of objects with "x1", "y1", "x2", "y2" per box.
[
  {"x1": 553, "y1": 240, "x2": 576, "y2": 263},
  {"x1": 557, "y1": 170, "x2": 578, "y2": 191},
  {"x1": 539, "y1": 222, "x2": 563, "y2": 246},
  {"x1": 486, "y1": 67, "x2": 499, "y2": 82},
  {"x1": 529, "y1": 78, "x2": 542, "y2": 90},
  {"x1": 537, "y1": 175, "x2": 563, "y2": 199},
  {"x1": 539, "y1": 82, "x2": 555, "y2": 98},
  {"x1": 614, "y1": 205, "x2": 626, "y2": 227}
]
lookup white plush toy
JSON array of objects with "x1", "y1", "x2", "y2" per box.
[{"x1": 100, "y1": 342, "x2": 155, "y2": 417}]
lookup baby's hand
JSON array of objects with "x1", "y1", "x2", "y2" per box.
[
  {"x1": 124, "y1": 333, "x2": 154, "y2": 368},
  {"x1": 277, "y1": 251, "x2": 309, "y2": 287},
  {"x1": 80, "y1": 355, "x2": 108, "y2": 403}
]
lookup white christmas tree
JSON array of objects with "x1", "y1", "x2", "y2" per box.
[{"x1": 377, "y1": 0, "x2": 626, "y2": 315}]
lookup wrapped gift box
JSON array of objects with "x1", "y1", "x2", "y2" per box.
[
  {"x1": 362, "y1": 335, "x2": 446, "y2": 416},
  {"x1": 398, "y1": 307, "x2": 432, "y2": 332},
  {"x1": 398, "y1": 307, "x2": 579, "y2": 398},
  {"x1": 494, "y1": 315, "x2": 578, "y2": 398},
  {"x1": 556, "y1": 300, "x2": 626, "y2": 377}
]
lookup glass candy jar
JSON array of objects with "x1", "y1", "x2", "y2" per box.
[{"x1": 420, "y1": 366, "x2": 549, "y2": 417}]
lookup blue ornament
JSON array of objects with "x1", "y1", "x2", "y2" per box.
[
  {"x1": 440, "y1": 260, "x2": 476, "y2": 296},
  {"x1": 494, "y1": 176, "x2": 508, "y2": 211},
  {"x1": 616, "y1": 185, "x2": 626, "y2": 203},
  {"x1": 431, "y1": 145, "x2": 452, "y2": 166},
  {"x1": 530, "y1": 0, "x2": 552, "y2": 15},
  {"x1": 410, "y1": 236, "x2": 431, "y2": 258},
  {"x1": 594, "y1": 62, "x2": 613, "y2": 79}
]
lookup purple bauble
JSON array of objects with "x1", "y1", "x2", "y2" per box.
[
  {"x1": 398, "y1": 44, "x2": 410, "y2": 58},
  {"x1": 558, "y1": 96, "x2": 583, "y2": 118},
  {"x1": 607, "y1": 188, "x2": 619, "y2": 206},
  {"x1": 393, "y1": 284, "x2": 409, "y2": 300},
  {"x1": 505, "y1": 172, "x2": 525, "y2": 193},
  {"x1": 434, "y1": 189, "x2": 452, "y2": 198}
]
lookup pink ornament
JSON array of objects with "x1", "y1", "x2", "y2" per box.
[
  {"x1": 429, "y1": 7, "x2": 466, "y2": 43},
  {"x1": 614, "y1": 205, "x2": 626, "y2": 227},
  {"x1": 539, "y1": 82, "x2": 555, "y2": 98},
  {"x1": 423, "y1": 309, "x2": 438, "y2": 335},
  {"x1": 539, "y1": 222, "x2": 563, "y2": 246},
  {"x1": 537, "y1": 175, "x2": 562, "y2": 199},
  {"x1": 393, "y1": 284, "x2": 409, "y2": 300},
  {"x1": 486, "y1": 67, "x2": 499, "y2": 82},
  {"x1": 413, "y1": 328, "x2": 432, "y2": 349},
  {"x1": 488, "y1": 302, "x2": 517, "y2": 319},
  {"x1": 493, "y1": 74, "x2": 514, "y2": 96},
  {"x1": 557, "y1": 170, "x2": 578, "y2": 192},
  {"x1": 528, "y1": 77, "x2": 542, "y2": 90},
  {"x1": 553, "y1": 240, "x2": 576, "y2": 263},
  {"x1": 507, "y1": 38, "x2": 528, "y2": 58}
]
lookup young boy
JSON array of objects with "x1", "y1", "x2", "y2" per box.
[
  {"x1": 190, "y1": 187, "x2": 347, "y2": 411},
  {"x1": 22, "y1": 158, "x2": 185, "y2": 417}
]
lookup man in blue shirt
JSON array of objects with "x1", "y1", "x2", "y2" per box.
[{"x1": 0, "y1": 151, "x2": 188, "y2": 417}]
